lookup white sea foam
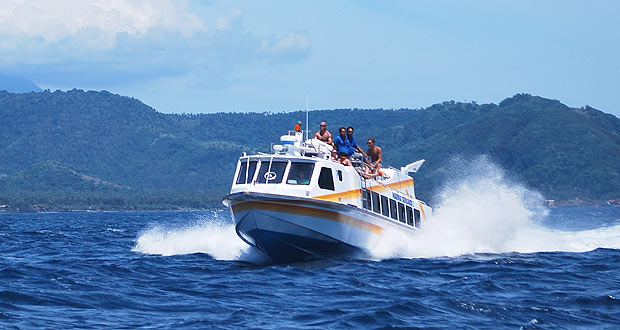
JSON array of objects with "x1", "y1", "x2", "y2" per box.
[
  {"x1": 133, "y1": 216, "x2": 249, "y2": 261},
  {"x1": 370, "y1": 156, "x2": 620, "y2": 259}
]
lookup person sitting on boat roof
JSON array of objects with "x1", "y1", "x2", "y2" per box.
[
  {"x1": 314, "y1": 121, "x2": 333, "y2": 145},
  {"x1": 365, "y1": 138, "x2": 382, "y2": 172},
  {"x1": 345, "y1": 126, "x2": 367, "y2": 157},
  {"x1": 333, "y1": 127, "x2": 350, "y2": 156},
  {"x1": 294, "y1": 121, "x2": 301, "y2": 132},
  {"x1": 359, "y1": 137, "x2": 383, "y2": 179},
  {"x1": 338, "y1": 152, "x2": 352, "y2": 166}
]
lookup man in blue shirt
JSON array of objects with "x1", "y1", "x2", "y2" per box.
[
  {"x1": 346, "y1": 126, "x2": 366, "y2": 156},
  {"x1": 333, "y1": 127, "x2": 350, "y2": 156}
]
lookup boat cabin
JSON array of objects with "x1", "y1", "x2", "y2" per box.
[
  {"x1": 230, "y1": 153, "x2": 427, "y2": 229},
  {"x1": 231, "y1": 155, "x2": 360, "y2": 199}
]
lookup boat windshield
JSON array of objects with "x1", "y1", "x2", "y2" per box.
[
  {"x1": 256, "y1": 161, "x2": 287, "y2": 184},
  {"x1": 236, "y1": 160, "x2": 258, "y2": 184},
  {"x1": 287, "y1": 163, "x2": 314, "y2": 185}
]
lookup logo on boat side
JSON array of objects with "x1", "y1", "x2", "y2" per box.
[
  {"x1": 264, "y1": 171, "x2": 277, "y2": 180},
  {"x1": 392, "y1": 192, "x2": 413, "y2": 206}
]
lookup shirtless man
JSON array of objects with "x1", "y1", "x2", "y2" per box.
[
  {"x1": 314, "y1": 121, "x2": 333, "y2": 145},
  {"x1": 365, "y1": 138, "x2": 382, "y2": 172}
]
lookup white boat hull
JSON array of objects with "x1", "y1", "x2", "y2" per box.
[{"x1": 223, "y1": 192, "x2": 415, "y2": 263}]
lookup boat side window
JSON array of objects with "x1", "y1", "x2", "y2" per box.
[
  {"x1": 381, "y1": 196, "x2": 389, "y2": 217},
  {"x1": 389, "y1": 199, "x2": 398, "y2": 220},
  {"x1": 398, "y1": 203, "x2": 406, "y2": 223},
  {"x1": 362, "y1": 189, "x2": 371, "y2": 210},
  {"x1": 236, "y1": 160, "x2": 257, "y2": 184},
  {"x1": 371, "y1": 192, "x2": 380, "y2": 213},
  {"x1": 337, "y1": 170, "x2": 343, "y2": 182},
  {"x1": 318, "y1": 167, "x2": 335, "y2": 191},
  {"x1": 414, "y1": 209, "x2": 421, "y2": 228},
  {"x1": 406, "y1": 206, "x2": 414, "y2": 226},
  {"x1": 287, "y1": 163, "x2": 314, "y2": 185},
  {"x1": 256, "y1": 161, "x2": 287, "y2": 184}
]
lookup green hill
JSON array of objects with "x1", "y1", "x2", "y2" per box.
[{"x1": 0, "y1": 90, "x2": 618, "y2": 211}]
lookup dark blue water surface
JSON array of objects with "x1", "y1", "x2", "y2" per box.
[{"x1": 1, "y1": 207, "x2": 620, "y2": 329}]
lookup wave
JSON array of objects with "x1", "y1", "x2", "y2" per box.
[
  {"x1": 133, "y1": 216, "x2": 247, "y2": 260},
  {"x1": 370, "y1": 156, "x2": 620, "y2": 259},
  {"x1": 132, "y1": 213, "x2": 272, "y2": 263}
]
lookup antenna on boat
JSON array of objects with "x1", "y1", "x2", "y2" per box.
[{"x1": 305, "y1": 92, "x2": 309, "y2": 141}]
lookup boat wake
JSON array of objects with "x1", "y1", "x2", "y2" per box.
[
  {"x1": 134, "y1": 157, "x2": 620, "y2": 263},
  {"x1": 370, "y1": 156, "x2": 620, "y2": 260}
]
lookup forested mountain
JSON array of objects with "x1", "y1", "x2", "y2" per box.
[{"x1": 0, "y1": 89, "x2": 618, "y2": 211}]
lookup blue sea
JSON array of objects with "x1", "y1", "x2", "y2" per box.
[{"x1": 1, "y1": 204, "x2": 620, "y2": 329}]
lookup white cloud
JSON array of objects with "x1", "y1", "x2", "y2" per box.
[
  {"x1": 0, "y1": 0, "x2": 206, "y2": 49},
  {"x1": 0, "y1": 0, "x2": 310, "y2": 89}
]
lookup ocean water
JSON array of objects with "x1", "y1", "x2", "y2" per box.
[{"x1": 2, "y1": 169, "x2": 620, "y2": 328}]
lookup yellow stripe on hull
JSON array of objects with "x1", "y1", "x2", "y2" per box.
[
  {"x1": 231, "y1": 200, "x2": 384, "y2": 234},
  {"x1": 312, "y1": 178, "x2": 414, "y2": 202},
  {"x1": 312, "y1": 189, "x2": 362, "y2": 203}
]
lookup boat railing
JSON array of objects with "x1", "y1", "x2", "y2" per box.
[
  {"x1": 363, "y1": 166, "x2": 414, "y2": 198},
  {"x1": 372, "y1": 178, "x2": 413, "y2": 198},
  {"x1": 285, "y1": 130, "x2": 306, "y2": 137}
]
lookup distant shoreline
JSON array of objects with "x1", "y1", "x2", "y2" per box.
[
  {"x1": 1, "y1": 199, "x2": 618, "y2": 213},
  {"x1": 544, "y1": 198, "x2": 620, "y2": 207}
]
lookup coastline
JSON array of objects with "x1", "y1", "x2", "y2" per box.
[
  {"x1": 1, "y1": 198, "x2": 618, "y2": 213},
  {"x1": 545, "y1": 198, "x2": 620, "y2": 207}
]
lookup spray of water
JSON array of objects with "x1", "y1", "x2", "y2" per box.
[
  {"x1": 134, "y1": 157, "x2": 620, "y2": 263},
  {"x1": 132, "y1": 215, "x2": 243, "y2": 260},
  {"x1": 371, "y1": 156, "x2": 620, "y2": 259},
  {"x1": 133, "y1": 212, "x2": 273, "y2": 263}
]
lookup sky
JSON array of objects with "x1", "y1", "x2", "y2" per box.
[{"x1": 0, "y1": 0, "x2": 619, "y2": 116}]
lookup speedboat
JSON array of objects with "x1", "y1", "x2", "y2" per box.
[{"x1": 222, "y1": 130, "x2": 432, "y2": 263}]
